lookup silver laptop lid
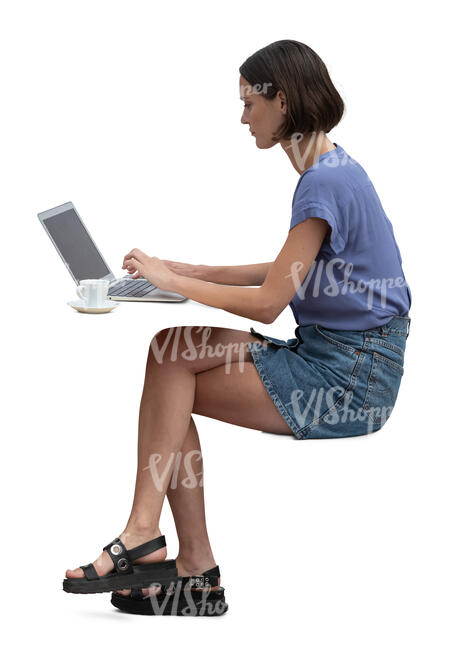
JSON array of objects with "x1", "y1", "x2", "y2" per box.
[{"x1": 37, "y1": 202, "x2": 115, "y2": 284}]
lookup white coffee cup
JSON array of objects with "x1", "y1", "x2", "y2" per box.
[{"x1": 76, "y1": 279, "x2": 110, "y2": 307}]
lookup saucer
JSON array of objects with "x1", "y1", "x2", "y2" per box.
[{"x1": 67, "y1": 299, "x2": 120, "y2": 314}]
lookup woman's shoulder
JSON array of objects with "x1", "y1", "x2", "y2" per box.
[{"x1": 293, "y1": 146, "x2": 373, "y2": 207}]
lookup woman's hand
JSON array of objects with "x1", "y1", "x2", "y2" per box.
[{"x1": 121, "y1": 248, "x2": 177, "y2": 292}]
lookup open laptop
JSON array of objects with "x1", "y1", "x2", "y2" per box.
[{"x1": 37, "y1": 202, "x2": 187, "y2": 302}]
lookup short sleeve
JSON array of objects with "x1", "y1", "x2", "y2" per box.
[
  {"x1": 290, "y1": 172, "x2": 349, "y2": 255},
  {"x1": 289, "y1": 201, "x2": 346, "y2": 255}
]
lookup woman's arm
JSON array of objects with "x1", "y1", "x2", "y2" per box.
[
  {"x1": 161, "y1": 260, "x2": 272, "y2": 286},
  {"x1": 124, "y1": 218, "x2": 330, "y2": 324},
  {"x1": 203, "y1": 262, "x2": 272, "y2": 285}
]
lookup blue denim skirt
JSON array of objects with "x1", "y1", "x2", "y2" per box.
[{"x1": 247, "y1": 315, "x2": 411, "y2": 440}]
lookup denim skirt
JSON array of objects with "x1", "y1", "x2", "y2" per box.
[{"x1": 246, "y1": 315, "x2": 411, "y2": 440}]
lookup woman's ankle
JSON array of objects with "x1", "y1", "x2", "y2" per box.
[
  {"x1": 121, "y1": 522, "x2": 161, "y2": 544},
  {"x1": 119, "y1": 525, "x2": 167, "y2": 564},
  {"x1": 177, "y1": 549, "x2": 216, "y2": 574}
]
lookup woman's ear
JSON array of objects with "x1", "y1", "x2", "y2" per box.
[{"x1": 277, "y1": 89, "x2": 287, "y2": 114}]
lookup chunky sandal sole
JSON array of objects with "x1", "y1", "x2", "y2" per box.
[
  {"x1": 63, "y1": 559, "x2": 178, "y2": 594},
  {"x1": 111, "y1": 586, "x2": 228, "y2": 616}
]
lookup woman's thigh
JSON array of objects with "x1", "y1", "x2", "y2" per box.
[
  {"x1": 193, "y1": 360, "x2": 294, "y2": 435},
  {"x1": 150, "y1": 325, "x2": 260, "y2": 374},
  {"x1": 150, "y1": 325, "x2": 294, "y2": 435}
]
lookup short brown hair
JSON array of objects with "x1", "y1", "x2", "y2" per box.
[{"x1": 239, "y1": 40, "x2": 345, "y2": 141}]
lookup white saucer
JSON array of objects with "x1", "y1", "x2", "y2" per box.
[{"x1": 67, "y1": 299, "x2": 120, "y2": 314}]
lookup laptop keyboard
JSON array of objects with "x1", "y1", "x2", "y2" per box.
[{"x1": 109, "y1": 279, "x2": 158, "y2": 298}]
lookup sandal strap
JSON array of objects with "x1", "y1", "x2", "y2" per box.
[
  {"x1": 103, "y1": 538, "x2": 134, "y2": 575},
  {"x1": 184, "y1": 565, "x2": 221, "y2": 588},
  {"x1": 131, "y1": 586, "x2": 144, "y2": 599},
  {"x1": 81, "y1": 563, "x2": 99, "y2": 581},
  {"x1": 126, "y1": 535, "x2": 167, "y2": 561},
  {"x1": 127, "y1": 565, "x2": 220, "y2": 597},
  {"x1": 204, "y1": 565, "x2": 220, "y2": 578},
  {"x1": 102, "y1": 534, "x2": 167, "y2": 575}
]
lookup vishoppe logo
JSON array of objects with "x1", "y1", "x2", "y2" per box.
[
  {"x1": 143, "y1": 449, "x2": 204, "y2": 491},
  {"x1": 145, "y1": 580, "x2": 227, "y2": 616},
  {"x1": 286, "y1": 386, "x2": 393, "y2": 433},
  {"x1": 241, "y1": 81, "x2": 273, "y2": 96},
  {"x1": 150, "y1": 325, "x2": 264, "y2": 372},
  {"x1": 284, "y1": 130, "x2": 356, "y2": 172},
  {"x1": 286, "y1": 258, "x2": 408, "y2": 310}
]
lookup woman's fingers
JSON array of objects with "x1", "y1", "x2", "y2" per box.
[
  {"x1": 128, "y1": 257, "x2": 143, "y2": 275},
  {"x1": 122, "y1": 248, "x2": 150, "y2": 269},
  {"x1": 122, "y1": 254, "x2": 134, "y2": 269}
]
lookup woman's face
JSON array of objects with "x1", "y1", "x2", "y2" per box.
[{"x1": 239, "y1": 75, "x2": 287, "y2": 149}]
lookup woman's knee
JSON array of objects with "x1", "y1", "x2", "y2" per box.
[
  {"x1": 149, "y1": 326, "x2": 198, "y2": 366},
  {"x1": 148, "y1": 327, "x2": 177, "y2": 365}
]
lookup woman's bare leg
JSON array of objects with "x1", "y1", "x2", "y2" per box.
[
  {"x1": 65, "y1": 326, "x2": 293, "y2": 580},
  {"x1": 117, "y1": 416, "x2": 215, "y2": 596},
  {"x1": 166, "y1": 418, "x2": 216, "y2": 573}
]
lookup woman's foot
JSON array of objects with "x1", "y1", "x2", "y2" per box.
[
  {"x1": 116, "y1": 552, "x2": 220, "y2": 597},
  {"x1": 65, "y1": 527, "x2": 166, "y2": 580}
]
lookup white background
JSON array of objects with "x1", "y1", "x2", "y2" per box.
[{"x1": 2, "y1": 1, "x2": 464, "y2": 648}]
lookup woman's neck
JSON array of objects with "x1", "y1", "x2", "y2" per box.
[{"x1": 281, "y1": 131, "x2": 336, "y2": 175}]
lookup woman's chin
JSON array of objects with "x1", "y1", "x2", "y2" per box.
[{"x1": 255, "y1": 137, "x2": 277, "y2": 150}]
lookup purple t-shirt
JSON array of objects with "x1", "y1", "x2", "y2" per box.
[{"x1": 288, "y1": 143, "x2": 412, "y2": 330}]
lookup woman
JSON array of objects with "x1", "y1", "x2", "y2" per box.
[{"x1": 63, "y1": 40, "x2": 412, "y2": 615}]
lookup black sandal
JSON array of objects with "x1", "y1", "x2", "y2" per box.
[
  {"x1": 63, "y1": 534, "x2": 178, "y2": 594},
  {"x1": 110, "y1": 566, "x2": 228, "y2": 616}
]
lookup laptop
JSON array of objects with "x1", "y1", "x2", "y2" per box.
[{"x1": 37, "y1": 202, "x2": 187, "y2": 302}]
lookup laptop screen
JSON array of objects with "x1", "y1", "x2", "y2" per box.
[{"x1": 42, "y1": 207, "x2": 111, "y2": 282}]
